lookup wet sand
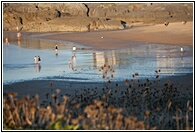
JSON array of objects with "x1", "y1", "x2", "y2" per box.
[
  {"x1": 28, "y1": 21, "x2": 193, "y2": 50},
  {"x1": 3, "y1": 21, "x2": 193, "y2": 100},
  {"x1": 3, "y1": 22, "x2": 194, "y2": 130},
  {"x1": 3, "y1": 73, "x2": 193, "y2": 102}
]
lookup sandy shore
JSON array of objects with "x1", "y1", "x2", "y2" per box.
[
  {"x1": 28, "y1": 21, "x2": 193, "y2": 50},
  {"x1": 3, "y1": 74, "x2": 193, "y2": 101},
  {"x1": 3, "y1": 22, "x2": 194, "y2": 130},
  {"x1": 3, "y1": 21, "x2": 193, "y2": 99}
]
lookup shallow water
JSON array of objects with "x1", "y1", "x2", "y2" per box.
[{"x1": 3, "y1": 33, "x2": 193, "y2": 85}]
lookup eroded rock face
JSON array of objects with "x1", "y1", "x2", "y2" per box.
[{"x1": 3, "y1": 3, "x2": 193, "y2": 32}]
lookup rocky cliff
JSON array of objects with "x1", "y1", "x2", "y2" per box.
[{"x1": 3, "y1": 3, "x2": 193, "y2": 32}]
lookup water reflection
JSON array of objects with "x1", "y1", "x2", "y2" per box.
[
  {"x1": 68, "y1": 52, "x2": 77, "y2": 71},
  {"x1": 34, "y1": 63, "x2": 37, "y2": 72},
  {"x1": 33, "y1": 55, "x2": 42, "y2": 72},
  {"x1": 5, "y1": 37, "x2": 9, "y2": 45},
  {"x1": 18, "y1": 40, "x2": 21, "y2": 46},
  {"x1": 33, "y1": 63, "x2": 41, "y2": 72},
  {"x1": 3, "y1": 32, "x2": 80, "y2": 50},
  {"x1": 3, "y1": 34, "x2": 193, "y2": 84},
  {"x1": 91, "y1": 44, "x2": 193, "y2": 78},
  {"x1": 38, "y1": 63, "x2": 41, "y2": 72}
]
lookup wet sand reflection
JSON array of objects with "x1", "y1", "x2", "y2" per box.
[{"x1": 3, "y1": 36, "x2": 193, "y2": 84}]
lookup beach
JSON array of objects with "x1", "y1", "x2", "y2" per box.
[
  {"x1": 28, "y1": 21, "x2": 193, "y2": 50},
  {"x1": 3, "y1": 73, "x2": 193, "y2": 100},
  {"x1": 3, "y1": 21, "x2": 193, "y2": 130},
  {"x1": 4, "y1": 21, "x2": 193, "y2": 91}
]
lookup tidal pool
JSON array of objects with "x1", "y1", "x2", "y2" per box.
[{"x1": 3, "y1": 34, "x2": 193, "y2": 85}]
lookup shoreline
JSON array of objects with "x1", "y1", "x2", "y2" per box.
[
  {"x1": 3, "y1": 3, "x2": 194, "y2": 130},
  {"x1": 3, "y1": 73, "x2": 193, "y2": 100},
  {"x1": 25, "y1": 21, "x2": 193, "y2": 50},
  {"x1": 2, "y1": 21, "x2": 194, "y2": 130},
  {"x1": 4, "y1": 21, "x2": 193, "y2": 50},
  {"x1": 3, "y1": 21, "x2": 193, "y2": 100}
]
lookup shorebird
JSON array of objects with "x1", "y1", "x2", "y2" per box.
[
  {"x1": 180, "y1": 46, "x2": 184, "y2": 52},
  {"x1": 38, "y1": 55, "x2": 41, "y2": 63},
  {"x1": 164, "y1": 21, "x2": 169, "y2": 26},
  {"x1": 182, "y1": 21, "x2": 187, "y2": 24},
  {"x1": 72, "y1": 46, "x2": 76, "y2": 52},
  {"x1": 55, "y1": 45, "x2": 58, "y2": 54},
  {"x1": 34, "y1": 56, "x2": 37, "y2": 64},
  {"x1": 5, "y1": 37, "x2": 9, "y2": 45}
]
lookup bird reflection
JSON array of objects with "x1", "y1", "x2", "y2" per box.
[
  {"x1": 18, "y1": 40, "x2": 21, "y2": 46},
  {"x1": 34, "y1": 63, "x2": 41, "y2": 72},
  {"x1": 38, "y1": 63, "x2": 41, "y2": 72},
  {"x1": 181, "y1": 52, "x2": 184, "y2": 61},
  {"x1": 68, "y1": 53, "x2": 77, "y2": 71},
  {"x1": 181, "y1": 55, "x2": 184, "y2": 61},
  {"x1": 34, "y1": 63, "x2": 37, "y2": 72}
]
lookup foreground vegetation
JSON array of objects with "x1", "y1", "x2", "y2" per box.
[
  {"x1": 3, "y1": 65, "x2": 193, "y2": 130},
  {"x1": 3, "y1": 83, "x2": 193, "y2": 130}
]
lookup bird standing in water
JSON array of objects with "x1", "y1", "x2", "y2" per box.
[
  {"x1": 55, "y1": 44, "x2": 58, "y2": 55},
  {"x1": 73, "y1": 46, "x2": 76, "y2": 52},
  {"x1": 181, "y1": 46, "x2": 184, "y2": 52},
  {"x1": 34, "y1": 56, "x2": 37, "y2": 64}
]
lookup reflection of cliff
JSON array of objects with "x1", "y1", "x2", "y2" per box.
[
  {"x1": 92, "y1": 46, "x2": 167, "y2": 69},
  {"x1": 93, "y1": 52, "x2": 104, "y2": 68},
  {"x1": 93, "y1": 49, "x2": 134, "y2": 68},
  {"x1": 93, "y1": 50, "x2": 119, "y2": 68},
  {"x1": 3, "y1": 32, "x2": 74, "y2": 50}
]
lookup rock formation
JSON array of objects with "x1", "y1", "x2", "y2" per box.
[{"x1": 3, "y1": 3, "x2": 193, "y2": 32}]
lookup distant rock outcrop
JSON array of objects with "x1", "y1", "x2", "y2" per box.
[{"x1": 3, "y1": 3, "x2": 193, "y2": 32}]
